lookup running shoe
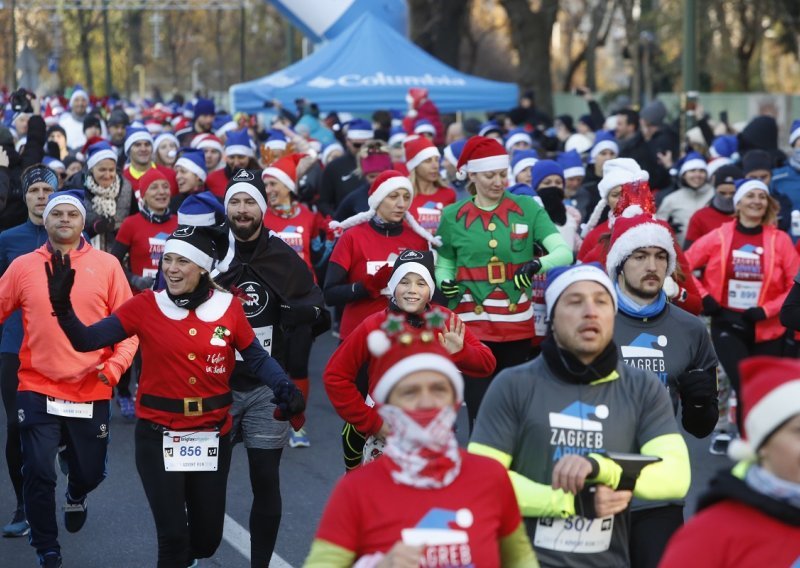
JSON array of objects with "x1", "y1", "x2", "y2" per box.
[
  {"x1": 38, "y1": 551, "x2": 63, "y2": 568},
  {"x1": 289, "y1": 428, "x2": 310, "y2": 448},
  {"x1": 186, "y1": 559, "x2": 198, "y2": 568},
  {"x1": 64, "y1": 494, "x2": 88, "y2": 533},
  {"x1": 2, "y1": 507, "x2": 29, "y2": 537},
  {"x1": 709, "y1": 432, "x2": 733, "y2": 456},
  {"x1": 117, "y1": 395, "x2": 136, "y2": 419}
]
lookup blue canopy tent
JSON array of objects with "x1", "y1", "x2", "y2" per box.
[{"x1": 230, "y1": 12, "x2": 519, "y2": 114}]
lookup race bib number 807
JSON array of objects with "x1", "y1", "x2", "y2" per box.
[{"x1": 534, "y1": 515, "x2": 613, "y2": 553}]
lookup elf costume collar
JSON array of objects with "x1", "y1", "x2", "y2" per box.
[{"x1": 455, "y1": 194, "x2": 523, "y2": 231}]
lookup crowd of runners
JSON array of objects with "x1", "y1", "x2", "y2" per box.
[{"x1": 0, "y1": 83, "x2": 799, "y2": 567}]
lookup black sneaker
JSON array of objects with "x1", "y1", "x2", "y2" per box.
[
  {"x1": 64, "y1": 494, "x2": 87, "y2": 533},
  {"x1": 39, "y1": 551, "x2": 63, "y2": 568}
]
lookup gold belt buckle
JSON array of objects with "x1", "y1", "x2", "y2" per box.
[
  {"x1": 487, "y1": 257, "x2": 506, "y2": 284},
  {"x1": 183, "y1": 397, "x2": 203, "y2": 416}
]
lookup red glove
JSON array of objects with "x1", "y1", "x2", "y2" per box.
[{"x1": 363, "y1": 264, "x2": 393, "y2": 298}]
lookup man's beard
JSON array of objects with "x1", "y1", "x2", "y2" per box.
[
  {"x1": 231, "y1": 217, "x2": 261, "y2": 241},
  {"x1": 627, "y1": 278, "x2": 662, "y2": 302}
]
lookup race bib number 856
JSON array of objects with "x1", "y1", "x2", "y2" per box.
[{"x1": 163, "y1": 431, "x2": 220, "y2": 471}]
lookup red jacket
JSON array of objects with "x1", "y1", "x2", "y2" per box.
[
  {"x1": 323, "y1": 306, "x2": 496, "y2": 436},
  {"x1": 660, "y1": 470, "x2": 800, "y2": 568},
  {"x1": 686, "y1": 221, "x2": 800, "y2": 342}
]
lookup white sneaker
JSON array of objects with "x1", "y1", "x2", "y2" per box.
[
  {"x1": 289, "y1": 428, "x2": 310, "y2": 448},
  {"x1": 709, "y1": 432, "x2": 733, "y2": 456}
]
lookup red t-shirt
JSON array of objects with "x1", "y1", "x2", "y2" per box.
[
  {"x1": 685, "y1": 206, "x2": 733, "y2": 247},
  {"x1": 206, "y1": 168, "x2": 229, "y2": 199},
  {"x1": 123, "y1": 164, "x2": 179, "y2": 198},
  {"x1": 115, "y1": 213, "x2": 178, "y2": 278},
  {"x1": 315, "y1": 451, "x2": 521, "y2": 567},
  {"x1": 263, "y1": 204, "x2": 329, "y2": 274},
  {"x1": 410, "y1": 187, "x2": 457, "y2": 235},
  {"x1": 329, "y1": 222, "x2": 429, "y2": 339},
  {"x1": 723, "y1": 229, "x2": 764, "y2": 311},
  {"x1": 114, "y1": 290, "x2": 255, "y2": 433}
]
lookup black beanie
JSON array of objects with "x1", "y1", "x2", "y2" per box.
[
  {"x1": 713, "y1": 164, "x2": 744, "y2": 187},
  {"x1": 741, "y1": 150, "x2": 773, "y2": 175}
]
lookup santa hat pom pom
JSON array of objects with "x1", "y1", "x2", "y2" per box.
[
  {"x1": 168, "y1": 149, "x2": 177, "y2": 159},
  {"x1": 76, "y1": 152, "x2": 85, "y2": 163},
  {"x1": 328, "y1": 219, "x2": 342, "y2": 231},
  {"x1": 304, "y1": 148, "x2": 318, "y2": 162},
  {"x1": 456, "y1": 167, "x2": 468, "y2": 181},
  {"x1": 621, "y1": 205, "x2": 644, "y2": 218},
  {"x1": 407, "y1": 109, "x2": 418, "y2": 119},
  {"x1": 727, "y1": 438, "x2": 756, "y2": 461},
  {"x1": 367, "y1": 330, "x2": 392, "y2": 358}
]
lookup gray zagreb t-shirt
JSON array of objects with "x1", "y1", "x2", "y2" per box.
[
  {"x1": 471, "y1": 355, "x2": 679, "y2": 568},
  {"x1": 613, "y1": 303, "x2": 717, "y2": 413}
]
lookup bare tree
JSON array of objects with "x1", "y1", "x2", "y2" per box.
[
  {"x1": 408, "y1": 0, "x2": 472, "y2": 69},
  {"x1": 499, "y1": 0, "x2": 559, "y2": 116},
  {"x1": 560, "y1": 0, "x2": 617, "y2": 91}
]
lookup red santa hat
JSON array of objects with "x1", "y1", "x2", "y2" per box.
[
  {"x1": 728, "y1": 356, "x2": 800, "y2": 461},
  {"x1": 329, "y1": 170, "x2": 441, "y2": 247},
  {"x1": 404, "y1": 136, "x2": 440, "y2": 172},
  {"x1": 405, "y1": 87, "x2": 429, "y2": 118},
  {"x1": 192, "y1": 133, "x2": 223, "y2": 154},
  {"x1": 455, "y1": 136, "x2": 509, "y2": 181},
  {"x1": 261, "y1": 153, "x2": 306, "y2": 193},
  {"x1": 367, "y1": 309, "x2": 463, "y2": 404},
  {"x1": 605, "y1": 206, "x2": 677, "y2": 278}
]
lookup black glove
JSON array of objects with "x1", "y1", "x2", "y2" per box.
[
  {"x1": 45, "y1": 251, "x2": 75, "y2": 316},
  {"x1": 440, "y1": 280, "x2": 460, "y2": 298},
  {"x1": 92, "y1": 216, "x2": 115, "y2": 235},
  {"x1": 513, "y1": 259, "x2": 542, "y2": 290},
  {"x1": 676, "y1": 369, "x2": 717, "y2": 405},
  {"x1": 741, "y1": 307, "x2": 767, "y2": 323},
  {"x1": 701, "y1": 295, "x2": 722, "y2": 316},
  {"x1": 270, "y1": 380, "x2": 306, "y2": 416},
  {"x1": 130, "y1": 275, "x2": 155, "y2": 291},
  {"x1": 280, "y1": 303, "x2": 320, "y2": 328}
]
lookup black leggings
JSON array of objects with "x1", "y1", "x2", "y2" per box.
[
  {"x1": 630, "y1": 505, "x2": 684, "y2": 568},
  {"x1": 464, "y1": 338, "x2": 532, "y2": 432},
  {"x1": 284, "y1": 326, "x2": 313, "y2": 379},
  {"x1": 135, "y1": 420, "x2": 233, "y2": 568},
  {"x1": 246, "y1": 448, "x2": 283, "y2": 568},
  {"x1": 340, "y1": 363, "x2": 370, "y2": 471},
  {"x1": 710, "y1": 316, "x2": 784, "y2": 426},
  {"x1": 0, "y1": 353, "x2": 22, "y2": 507}
]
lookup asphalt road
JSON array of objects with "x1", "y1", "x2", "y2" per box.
[{"x1": 0, "y1": 330, "x2": 732, "y2": 567}]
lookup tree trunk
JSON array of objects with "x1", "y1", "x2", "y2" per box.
[
  {"x1": 76, "y1": 10, "x2": 94, "y2": 92},
  {"x1": 431, "y1": 0, "x2": 471, "y2": 69},
  {"x1": 408, "y1": 0, "x2": 434, "y2": 52},
  {"x1": 500, "y1": 0, "x2": 559, "y2": 117}
]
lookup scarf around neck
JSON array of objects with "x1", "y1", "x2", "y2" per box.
[
  {"x1": 139, "y1": 204, "x2": 173, "y2": 224},
  {"x1": 746, "y1": 465, "x2": 800, "y2": 510},
  {"x1": 86, "y1": 173, "x2": 121, "y2": 218},
  {"x1": 540, "y1": 334, "x2": 619, "y2": 385},
  {"x1": 378, "y1": 404, "x2": 461, "y2": 489},
  {"x1": 615, "y1": 281, "x2": 667, "y2": 319},
  {"x1": 166, "y1": 274, "x2": 213, "y2": 310}
]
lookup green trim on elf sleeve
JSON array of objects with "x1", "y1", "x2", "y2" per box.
[
  {"x1": 632, "y1": 433, "x2": 691, "y2": 500},
  {"x1": 435, "y1": 254, "x2": 457, "y2": 287},
  {"x1": 538, "y1": 232, "x2": 573, "y2": 272},
  {"x1": 303, "y1": 539, "x2": 356, "y2": 567},
  {"x1": 469, "y1": 442, "x2": 576, "y2": 518},
  {"x1": 588, "y1": 452, "x2": 623, "y2": 489},
  {"x1": 500, "y1": 524, "x2": 541, "y2": 567}
]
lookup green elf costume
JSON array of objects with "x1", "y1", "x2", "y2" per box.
[{"x1": 435, "y1": 136, "x2": 573, "y2": 344}]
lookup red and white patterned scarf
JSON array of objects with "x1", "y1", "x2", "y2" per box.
[{"x1": 378, "y1": 404, "x2": 461, "y2": 489}]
